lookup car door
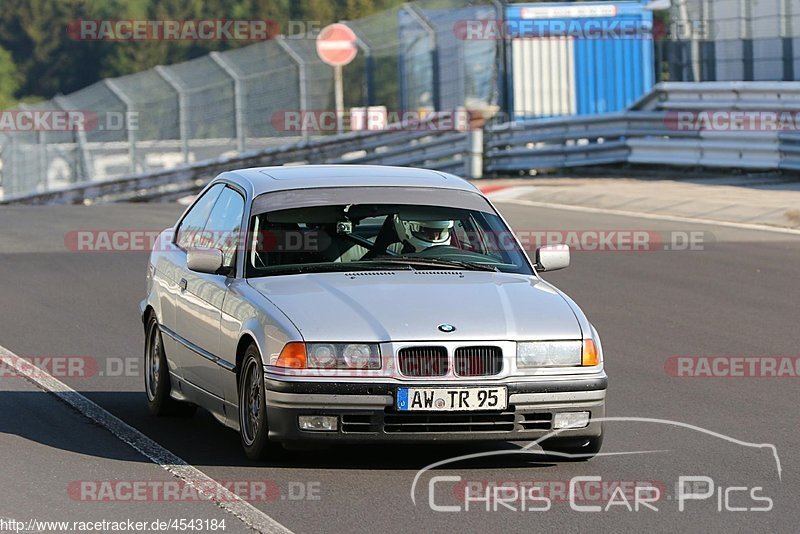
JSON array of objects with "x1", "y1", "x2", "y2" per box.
[
  {"x1": 160, "y1": 183, "x2": 225, "y2": 377},
  {"x1": 174, "y1": 185, "x2": 245, "y2": 399}
]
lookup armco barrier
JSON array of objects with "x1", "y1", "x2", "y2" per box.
[
  {"x1": 780, "y1": 132, "x2": 800, "y2": 171},
  {"x1": 632, "y1": 81, "x2": 800, "y2": 111},
  {"x1": 484, "y1": 112, "x2": 672, "y2": 173},
  {"x1": 3, "y1": 83, "x2": 799, "y2": 205},
  {"x1": 485, "y1": 112, "x2": 792, "y2": 174},
  {"x1": 0, "y1": 113, "x2": 470, "y2": 205},
  {"x1": 485, "y1": 81, "x2": 800, "y2": 175}
]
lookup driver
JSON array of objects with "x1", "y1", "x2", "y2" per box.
[{"x1": 391, "y1": 215, "x2": 454, "y2": 253}]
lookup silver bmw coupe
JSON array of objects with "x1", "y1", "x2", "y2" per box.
[{"x1": 140, "y1": 165, "x2": 606, "y2": 460}]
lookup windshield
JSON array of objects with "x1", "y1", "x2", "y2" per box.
[{"x1": 245, "y1": 202, "x2": 532, "y2": 277}]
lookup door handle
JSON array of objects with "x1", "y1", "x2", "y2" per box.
[{"x1": 179, "y1": 278, "x2": 188, "y2": 292}]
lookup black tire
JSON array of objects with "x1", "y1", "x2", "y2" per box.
[
  {"x1": 539, "y1": 432, "x2": 603, "y2": 462},
  {"x1": 144, "y1": 314, "x2": 196, "y2": 417},
  {"x1": 239, "y1": 344, "x2": 279, "y2": 460}
]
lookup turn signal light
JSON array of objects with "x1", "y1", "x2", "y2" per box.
[
  {"x1": 276, "y1": 342, "x2": 307, "y2": 369},
  {"x1": 582, "y1": 339, "x2": 599, "y2": 366}
]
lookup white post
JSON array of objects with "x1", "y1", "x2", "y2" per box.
[
  {"x1": 54, "y1": 95, "x2": 91, "y2": 183},
  {"x1": 334, "y1": 65, "x2": 345, "y2": 134},
  {"x1": 155, "y1": 66, "x2": 190, "y2": 164},
  {"x1": 210, "y1": 52, "x2": 246, "y2": 152},
  {"x1": 276, "y1": 37, "x2": 309, "y2": 142},
  {"x1": 104, "y1": 79, "x2": 137, "y2": 174},
  {"x1": 467, "y1": 128, "x2": 483, "y2": 179}
]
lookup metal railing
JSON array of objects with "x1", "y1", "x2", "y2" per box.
[
  {"x1": 486, "y1": 81, "x2": 800, "y2": 175},
  {"x1": 0, "y1": 113, "x2": 471, "y2": 205},
  {"x1": 3, "y1": 82, "x2": 800, "y2": 205},
  {"x1": 632, "y1": 81, "x2": 800, "y2": 111},
  {"x1": 0, "y1": 0, "x2": 501, "y2": 200}
]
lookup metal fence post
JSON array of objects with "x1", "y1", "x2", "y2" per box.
[
  {"x1": 18, "y1": 103, "x2": 48, "y2": 191},
  {"x1": 403, "y1": 3, "x2": 440, "y2": 110},
  {"x1": 700, "y1": 0, "x2": 717, "y2": 81},
  {"x1": 349, "y1": 28, "x2": 374, "y2": 107},
  {"x1": 53, "y1": 95, "x2": 91, "y2": 183},
  {"x1": 674, "y1": 0, "x2": 699, "y2": 81},
  {"x1": 781, "y1": 0, "x2": 795, "y2": 80},
  {"x1": 104, "y1": 79, "x2": 137, "y2": 174},
  {"x1": 210, "y1": 52, "x2": 246, "y2": 152},
  {"x1": 740, "y1": 0, "x2": 754, "y2": 81},
  {"x1": 489, "y1": 0, "x2": 509, "y2": 116},
  {"x1": 155, "y1": 66, "x2": 190, "y2": 163},
  {"x1": 5, "y1": 134, "x2": 16, "y2": 195},
  {"x1": 276, "y1": 37, "x2": 309, "y2": 142}
]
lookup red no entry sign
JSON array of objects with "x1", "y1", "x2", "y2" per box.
[{"x1": 316, "y1": 23, "x2": 358, "y2": 67}]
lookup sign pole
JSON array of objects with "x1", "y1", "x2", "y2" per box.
[
  {"x1": 335, "y1": 65, "x2": 344, "y2": 134},
  {"x1": 316, "y1": 23, "x2": 358, "y2": 135}
]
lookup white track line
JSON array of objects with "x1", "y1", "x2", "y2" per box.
[
  {"x1": 494, "y1": 196, "x2": 800, "y2": 236},
  {"x1": 0, "y1": 344, "x2": 292, "y2": 534}
]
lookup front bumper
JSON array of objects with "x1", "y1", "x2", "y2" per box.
[{"x1": 264, "y1": 376, "x2": 606, "y2": 443}]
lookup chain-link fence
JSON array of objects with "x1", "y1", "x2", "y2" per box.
[
  {"x1": 657, "y1": 0, "x2": 800, "y2": 83},
  {"x1": 0, "y1": 0, "x2": 501, "y2": 199},
  {"x1": 6, "y1": 0, "x2": 798, "y2": 199}
]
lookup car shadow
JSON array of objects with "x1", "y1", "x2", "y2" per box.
[{"x1": 0, "y1": 390, "x2": 557, "y2": 470}]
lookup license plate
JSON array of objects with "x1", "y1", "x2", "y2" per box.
[{"x1": 396, "y1": 386, "x2": 507, "y2": 412}]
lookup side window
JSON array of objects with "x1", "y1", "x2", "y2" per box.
[
  {"x1": 201, "y1": 186, "x2": 245, "y2": 268},
  {"x1": 176, "y1": 184, "x2": 224, "y2": 249}
]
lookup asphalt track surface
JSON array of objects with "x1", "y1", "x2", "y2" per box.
[{"x1": 0, "y1": 193, "x2": 798, "y2": 533}]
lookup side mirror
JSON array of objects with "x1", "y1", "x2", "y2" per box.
[
  {"x1": 535, "y1": 244, "x2": 570, "y2": 272},
  {"x1": 187, "y1": 247, "x2": 225, "y2": 275}
]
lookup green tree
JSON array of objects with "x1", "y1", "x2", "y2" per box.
[
  {"x1": 345, "y1": 0, "x2": 376, "y2": 21},
  {"x1": 0, "y1": 46, "x2": 22, "y2": 109},
  {"x1": 0, "y1": 0, "x2": 406, "y2": 100}
]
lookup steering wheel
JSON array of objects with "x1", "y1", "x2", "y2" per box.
[{"x1": 412, "y1": 245, "x2": 464, "y2": 258}]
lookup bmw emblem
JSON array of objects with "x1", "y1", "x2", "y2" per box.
[{"x1": 438, "y1": 323, "x2": 456, "y2": 333}]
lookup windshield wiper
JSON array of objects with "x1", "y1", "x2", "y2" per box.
[
  {"x1": 257, "y1": 262, "x2": 413, "y2": 276},
  {"x1": 364, "y1": 256, "x2": 499, "y2": 272}
]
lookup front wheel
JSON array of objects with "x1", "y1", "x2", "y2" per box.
[
  {"x1": 144, "y1": 315, "x2": 196, "y2": 417},
  {"x1": 239, "y1": 344, "x2": 279, "y2": 460}
]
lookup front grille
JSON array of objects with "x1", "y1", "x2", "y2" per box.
[
  {"x1": 454, "y1": 346, "x2": 503, "y2": 377},
  {"x1": 338, "y1": 410, "x2": 555, "y2": 435},
  {"x1": 383, "y1": 412, "x2": 516, "y2": 433},
  {"x1": 341, "y1": 414, "x2": 380, "y2": 433},
  {"x1": 521, "y1": 412, "x2": 553, "y2": 430},
  {"x1": 398, "y1": 346, "x2": 448, "y2": 377}
]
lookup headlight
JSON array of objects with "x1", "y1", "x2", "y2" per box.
[
  {"x1": 342, "y1": 344, "x2": 375, "y2": 369},
  {"x1": 307, "y1": 343, "x2": 337, "y2": 368},
  {"x1": 306, "y1": 343, "x2": 381, "y2": 369},
  {"x1": 516, "y1": 341, "x2": 582, "y2": 368}
]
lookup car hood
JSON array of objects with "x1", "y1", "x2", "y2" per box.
[{"x1": 247, "y1": 271, "x2": 583, "y2": 342}]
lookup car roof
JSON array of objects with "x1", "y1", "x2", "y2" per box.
[{"x1": 219, "y1": 165, "x2": 480, "y2": 197}]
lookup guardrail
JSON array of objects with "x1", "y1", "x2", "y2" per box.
[
  {"x1": 632, "y1": 81, "x2": 800, "y2": 111},
  {"x1": 485, "y1": 112, "x2": 798, "y2": 174},
  {"x1": 3, "y1": 83, "x2": 799, "y2": 205},
  {"x1": 484, "y1": 112, "x2": 673, "y2": 173},
  {"x1": 780, "y1": 132, "x2": 800, "y2": 171},
  {"x1": 486, "y1": 80, "x2": 800, "y2": 175},
  {"x1": 0, "y1": 113, "x2": 471, "y2": 205}
]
